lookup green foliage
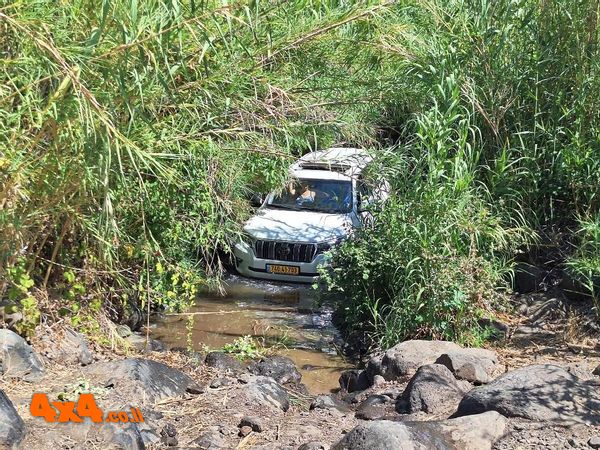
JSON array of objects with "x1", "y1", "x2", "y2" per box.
[
  {"x1": 222, "y1": 335, "x2": 263, "y2": 360},
  {"x1": 567, "y1": 215, "x2": 600, "y2": 307},
  {"x1": 5, "y1": 260, "x2": 40, "y2": 337}
]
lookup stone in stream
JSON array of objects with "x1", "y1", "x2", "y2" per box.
[
  {"x1": 455, "y1": 364, "x2": 600, "y2": 423},
  {"x1": 333, "y1": 411, "x2": 507, "y2": 450},
  {"x1": 435, "y1": 348, "x2": 498, "y2": 384},
  {"x1": 205, "y1": 352, "x2": 244, "y2": 373},
  {"x1": 396, "y1": 364, "x2": 468, "y2": 415},
  {"x1": 84, "y1": 358, "x2": 204, "y2": 402},
  {"x1": 248, "y1": 355, "x2": 302, "y2": 385},
  {"x1": 0, "y1": 329, "x2": 45, "y2": 381},
  {"x1": 365, "y1": 340, "x2": 462, "y2": 381},
  {"x1": 339, "y1": 369, "x2": 371, "y2": 393},
  {"x1": 0, "y1": 390, "x2": 26, "y2": 448}
]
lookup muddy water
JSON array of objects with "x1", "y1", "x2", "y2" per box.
[{"x1": 153, "y1": 275, "x2": 350, "y2": 394}]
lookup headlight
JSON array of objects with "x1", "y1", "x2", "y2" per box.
[{"x1": 317, "y1": 237, "x2": 343, "y2": 254}]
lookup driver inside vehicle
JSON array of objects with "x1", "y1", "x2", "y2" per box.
[{"x1": 293, "y1": 181, "x2": 317, "y2": 206}]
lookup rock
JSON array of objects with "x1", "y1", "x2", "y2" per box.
[
  {"x1": 514, "y1": 263, "x2": 546, "y2": 293},
  {"x1": 435, "y1": 348, "x2": 498, "y2": 384},
  {"x1": 372, "y1": 375, "x2": 386, "y2": 388},
  {"x1": 310, "y1": 395, "x2": 350, "y2": 413},
  {"x1": 339, "y1": 369, "x2": 371, "y2": 392},
  {"x1": 355, "y1": 395, "x2": 389, "y2": 421},
  {"x1": 205, "y1": 352, "x2": 244, "y2": 373},
  {"x1": 43, "y1": 328, "x2": 93, "y2": 366},
  {"x1": 333, "y1": 411, "x2": 507, "y2": 450},
  {"x1": 0, "y1": 390, "x2": 25, "y2": 448},
  {"x1": 160, "y1": 423, "x2": 178, "y2": 446},
  {"x1": 239, "y1": 416, "x2": 264, "y2": 433},
  {"x1": 210, "y1": 378, "x2": 231, "y2": 389},
  {"x1": 366, "y1": 340, "x2": 462, "y2": 381},
  {"x1": 239, "y1": 425, "x2": 252, "y2": 437},
  {"x1": 125, "y1": 333, "x2": 165, "y2": 352},
  {"x1": 85, "y1": 358, "x2": 203, "y2": 402},
  {"x1": 396, "y1": 364, "x2": 467, "y2": 415},
  {"x1": 193, "y1": 431, "x2": 227, "y2": 449},
  {"x1": 242, "y1": 375, "x2": 290, "y2": 411},
  {"x1": 588, "y1": 436, "x2": 600, "y2": 448},
  {"x1": 455, "y1": 364, "x2": 600, "y2": 423},
  {"x1": 593, "y1": 365, "x2": 600, "y2": 377},
  {"x1": 116, "y1": 324, "x2": 132, "y2": 338},
  {"x1": 0, "y1": 329, "x2": 45, "y2": 381},
  {"x1": 299, "y1": 442, "x2": 327, "y2": 450},
  {"x1": 95, "y1": 422, "x2": 145, "y2": 449},
  {"x1": 248, "y1": 356, "x2": 302, "y2": 385}
]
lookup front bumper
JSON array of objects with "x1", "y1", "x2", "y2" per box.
[{"x1": 233, "y1": 241, "x2": 328, "y2": 284}]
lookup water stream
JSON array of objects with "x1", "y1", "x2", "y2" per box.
[{"x1": 153, "y1": 274, "x2": 350, "y2": 394}]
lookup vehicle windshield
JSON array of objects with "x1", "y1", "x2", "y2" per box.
[{"x1": 267, "y1": 179, "x2": 353, "y2": 213}]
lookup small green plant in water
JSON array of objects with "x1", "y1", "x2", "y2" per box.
[{"x1": 222, "y1": 335, "x2": 263, "y2": 360}]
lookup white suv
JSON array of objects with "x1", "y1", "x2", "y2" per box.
[{"x1": 233, "y1": 148, "x2": 388, "y2": 283}]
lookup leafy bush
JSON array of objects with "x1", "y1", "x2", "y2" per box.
[{"x1": 567, "y1": 215, "x2": 600, "y2": 307}]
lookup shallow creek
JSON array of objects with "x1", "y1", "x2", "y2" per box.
[{"x1": 153, "y1": 274, "x2": 351, "y2": 394}]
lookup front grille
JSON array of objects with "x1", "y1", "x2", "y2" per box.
[{"x1": 254, "y1": 240, "x2": 317, "y2": 263}]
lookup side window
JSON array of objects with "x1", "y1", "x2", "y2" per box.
[{"x1": 356, "y1": 176, "x2": 374, "y2": 208}]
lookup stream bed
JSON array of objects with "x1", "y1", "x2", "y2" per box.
[{"x1": 153, "y1": 274, "x2": 350, "y2": 394}]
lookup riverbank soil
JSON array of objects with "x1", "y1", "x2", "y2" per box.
[{"x1": 1, "y1": 289, "x2": 599, "y2": 449}]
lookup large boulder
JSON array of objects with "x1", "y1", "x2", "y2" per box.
[
  {"x1": 248, "y1": 356, "x2": 301, "y2": 385},
  {"x1": 455, "y1": 364, "x2": 600, "y2": 423},
  {"x1": 333, "y1": 411, "x2": 507, "y2": 450},
  {"x1": 84, "y1": 358, "x2": 203, "y2": 402},
  {"x1": 39, "y1": 328, "x2": 93, "y2": 366},
  {"x1": 366, "y1": 340, "x2": 461, "y2": 381},
  {"x1": 240, "y1": 375, "x2": 290, "y2": 411},
  {"x1": 0, "y1": 390, "x2": 25, "y2": 448},
  {"x1": 0, "y1": 329, "x2": 45, "y2": 381},
  {"x1": 435, "y1": 348, "x2": 498, "y2": 384},
  {"x1": 396, "y1": 364, "x2": 468, "y2": 415}
]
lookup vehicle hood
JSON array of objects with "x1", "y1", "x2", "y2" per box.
[{"x1": 243, "y1": 208, "x2": 352, "y2": 242}]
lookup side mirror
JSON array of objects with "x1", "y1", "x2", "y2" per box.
[{"x1": 249, "y1": 193, "x2": 264, "y2": 207}]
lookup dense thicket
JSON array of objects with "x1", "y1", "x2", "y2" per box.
[{"x1": 1, "y1": 0, "x2": 598, "y2": 346}]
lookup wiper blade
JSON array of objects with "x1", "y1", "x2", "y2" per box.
[{"x1": 266, "y1": 204, "x2": 299, "y2": 211}]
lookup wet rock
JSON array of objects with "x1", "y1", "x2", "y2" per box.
[
  {"x1": 366, "y1": 340, "x2": 461, "y2": 381},
  {"x1": 205, "y1": 352, "x2": 244, "y2": 373},
  {"x1": 339, "y1": 369, "x2": 371, "y2": 392},
  {"x1": 333, "y1": 411, "x2": 507, "y2": 450},
  {"x1": 242, "y1": 375, "x2": 290, "y2": 411},
  {"x1": 310, "y1": 394, "x2": 350, "y2": 413},
  {"x1": 85, "y1": 358, "x2": 203, "y2": 402},
  {"x1": 435, "y1": 348, "x2": 498, "y2": 384},
  {"x1": 588, "y1": 436, "x2": 600, "y2": 448},
  {"x1": 396, "y1": 364, "x2": 467, "y2": 415},
  {"x1": 248, "y1": 355, "x2": 302, "y2": 385},
  {"x1": 124, "y1": 333, "x2": 165, "y2": 352},
  {"x1": 299, "y1": 442, "x2": 327, "y2": 450},
  {"x1": 41, "y1": 328, "x2": 93, "y2": 366},
  {"x1": 239, "y1": 416, "x2": 264, "y2": 433},
  {"x1": 160, "y1": 423, "x2": 178, "y2": 446},
  {"x1": 355, "y1": 395, "x2": 389, "y2": 421},
  {"x1": 193, "y1": 431, "x2": 227, "y2": 449},
  {"x1": 0, "y1": 390, "x2": 25, "y2": 448},
  {"x1": 455, "y1": 364, "x2": 600, "y2": 423},
  {"x1": 0, "y1": 329, "x2": 45, "y2": 381}
]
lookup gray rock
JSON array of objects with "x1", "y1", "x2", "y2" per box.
[
  {"x1": 125, "y1": 333, "x2": 165, "y2": 352},
  {"x1": 435, "y1": 348, "x2": 498, "y2": 384},
  {"x1": 455, "y1": 364, "x2": 600, "y2": 423},
  {"x1": 116, "y1": 324, "x2": 132, "y2": 338},
  {"x1": 593, "y1": 365, "x2": 600, "y2": 377},
  {"x1": 205, "y1": 352, "x2": 244, "y2": 373},
  {"x1": 193, "y1": 431, "x2": 227, "y2": 449},
  {"x1": 242, "y1": 375, "x2": 290, "y2": 411},
  {"x1": 299, "y1": 442, "x2": 327, "y2": 450},
  {"x1": 366, "y1": 340, "x2": 462, "y2": 381},
  {"x1": 0, "y1": 390, "x2": 25, "y2": 448},
  {"x1": 160, "y1": 423, "x2": 177, "y2": 446},
  {"x1": 310, "y1": 394, "x2": 350, "y2": 413},
  {"x1": 248, "y1": 356, "x2": 301, "y2": 385},
  {"x1": 588, "y1": 436, "x2": 600, "y2": 449},
  {"x1": 0, "y1": 329, "x2": 45, "y2": 381},
  {"x1": 355, "y1": 395, "x2": 389, "y2": 420},
  {"x1": 95, "y1": 422, "x2": 145, "y2": 449},
  {"x1": 84, "y1": 358, "x2": 203, "y2": 402},
  {"x1": 239, "y1": 416, "x2": 264, "y2": 432},
  {"x1": 333, "y1": 411, "x2": 507, "y2": 450},
  {"x1": 45, "y1": 328, "x2": 93, "y2": 366},
  {"x1": 339, "y1": 369, "x2": 371, "y2": 392},
  {"x1": 396, "y1": 364, "x2": 467, "y2": 415}
]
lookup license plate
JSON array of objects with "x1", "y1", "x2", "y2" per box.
[{"x1": 266, "y1": 264, "x2": 300, "y2": 275}]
